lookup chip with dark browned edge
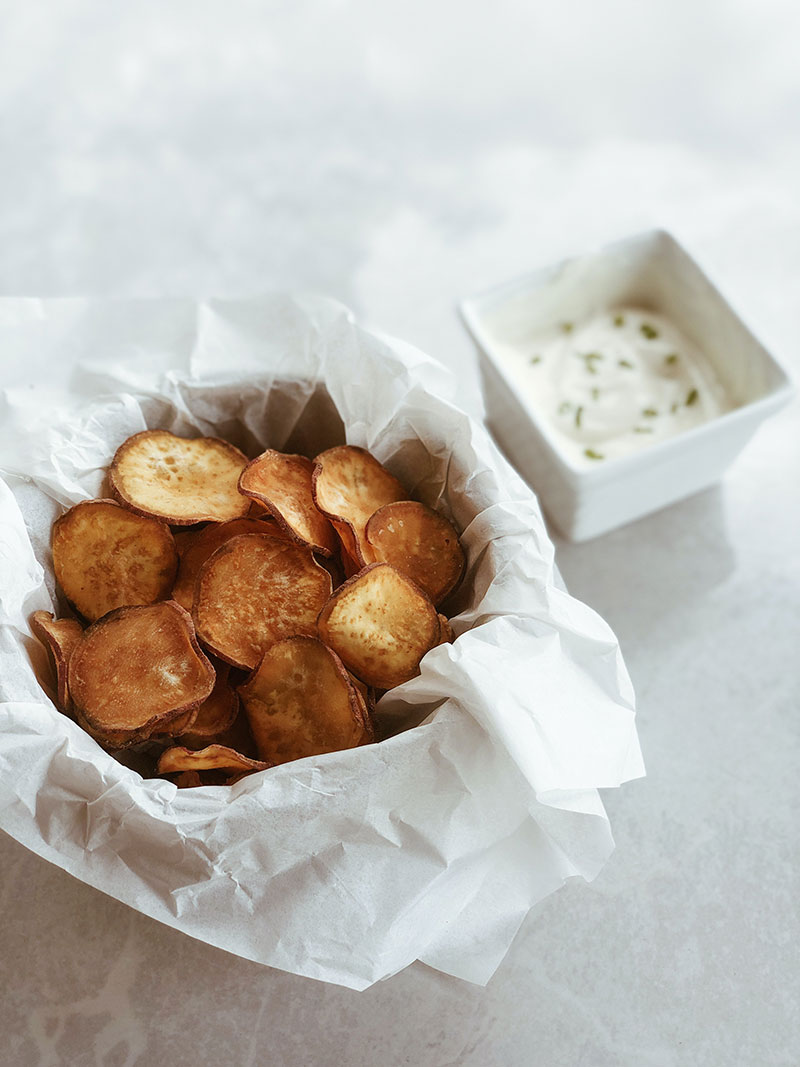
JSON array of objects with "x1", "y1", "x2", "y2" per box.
[
  {"x1": 317, "y1": 563, "x2": 440, "y2": 688},
  {"x1": 157, "y1": 744, "x2": 271, "y2": 776},
  {"x1": 193, "y1": 533, "x2": 332, "y2": 670},
  {"x1": 239, "y1": 450, "x2": 338, "y2": 557},
  {"x1": 171, "y1": 517, "x2": 274, "y2": 612},
  {"x1": 30, "y1": 611, "x2": 83, "y2": 713},
  {"x1": 239, "y1": 637, "x2": 373, "y2": 766},
  {"x1": 52, "y1": 499, "x2": 178, "y2": 622},
  {"x1": 436, "y1": 614, "x2": 455, "y2": 645},
  {"x1": 365, "y1": 500, "x2": 465, "y2": 605},
  {"x1": 312, "y1": 446, "x2": 407, "y2": 566},
  {"x1": 69, "y1": 601, "x2": 215, "y2": 747},
  {"x1": 109, "y1": 430, "x2": 250, "y2": 525}
]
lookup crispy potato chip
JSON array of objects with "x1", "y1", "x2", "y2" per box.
[
  {"x1": 312, "y1": 446, "x2": 407, "y2": 566},
  {"x1": 109, "y1": 430, "x2": 250, "y2": 525},
  {"x1": 365, "y1": 501, "x2": 465, "y2": 605},
  {"x1": 239, "y1": 637, "x2": 372, "y2": 766},
  {"x1": 193, "y1": 533, "x2": 332, "y2": 670},
  {"x1": 436, "y1": 614, "x2": 455, "y2": 645},
  {"x1": 30, "y1": 611, "x2": 83, "y2": 713},
  {"x1": 174, "y1": 770, "x2": 203, "y2": 788},
  {"x1": 150, "y1": 703, "x2": 199, "y2": 739},
  {"x1": 176, "y1": 661, "x2": 239, "y2": 747},
  {"x1": 347, "y1": 671, "x2": 376, "y2": 719},
  {"x1": 239, "y1": 450, "x2": 338, "y2": 557},
  {"x1": 317, "y1": 563, "x2": 440, "y2": 688},
  {"x1": 157, "y1": 744, "x2": 271, "y2": 776},
  {"x1": 69, "y1": 601, "x2": 215, "y2": 742},
  {"x1": 52, "y1": 499, "x2": 178, "y2": 622},
  {"x1": 171, "y1": 518, "x2": 272, "y2": 612}
]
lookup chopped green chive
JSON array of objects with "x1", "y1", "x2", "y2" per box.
[
  {"x1": 642, "y1": 408, "x2": 658, "y2": 417},
  {"x1": 575, "y1": 405, "x2": 584, "y2": 428},
  {"x1": 591, "y1": 387, "x2": 600, "y2": 401},
  {"x1": 584, "y1": 448, "x2": 605, "y2": 460},
  {"x1": 613, "y1": 314, "x2": 625, "y2": 327},
  {"x1": 634, "y1": 426, "x2": 654, "y2": 434},
  {"x1": 530, "y1": 355, "x2": 542, "y2": 364},
  {"x1": 665, "y1": 353, "x2": 679, "y2": 365},
  {"x1": 618, "y1": 358, "x2": 634, "y2": 369},
  {"x1": 558, "y1": 401, "x2": 572, "y2": 415},
  {"x1": 670, "y1": 402, "x2": 679, "y2": 413},
  {"x1": 640, "y1": 323, "x2": 658, "y2": 340},
  {"x1": 560, "y1": 322, "x2": 573, "y2": 333},
  {"x1": 686, "y1": 388, "x2": 699, "y2": 406}
]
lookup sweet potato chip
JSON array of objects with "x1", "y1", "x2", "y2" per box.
[
  {"x1": 239, "y1": 637, "x2": 372, "y2": 766},
  {"x1": 193, "y1": 533, "x2": 332, "y2": 670},
  {"x1": 239, "y1": 450, "x2": 338, "y2": 557},
  {"x1": 365, "y1": 501, "x2": 465, "y2": 605},
  {"x1": 317, "y1": 563, "x2": 440, "y2": 688},
  {"x1": 171, "y1": 517, "x2": 272, "y2": 612},
  {"x1": 30, "y1": 611, "x2": 83, "y2": 713},
  {"x1": 312, "y1": 446, "x2": 407, "y2": 566},
  {"x1": 157, "y1": 744, "x2": 271, "y2": 776},
  {"x1": 69, "y1": 601, "x2": 215, "y2": 742},
  {"x1": 109, "y1": 430, "x2": 250, "y2": 525},
  {"x1": 436, "y1": 614, "x2": 455, "y2": 645},
  {"x1": 52, "y1": 499, "x2": 178, "y2": 622},
  {"x1": 174, "y1": 770, "x2": 203, "y2": 788},
  {"x1": 176, "y1": 661, "x2": 239, "y2": 747}
]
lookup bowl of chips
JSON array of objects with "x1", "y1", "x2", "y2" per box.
[{"x1": 0, "y1": 293, "x2": 643, "y2": 989}]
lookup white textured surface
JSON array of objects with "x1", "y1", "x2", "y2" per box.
[{"x1": 1, "y1": 1, "x2": 799, "y2": 1064}]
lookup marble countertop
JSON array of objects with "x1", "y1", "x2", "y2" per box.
[{"x1": 1, "y1": 2, "x2": 798, "y2": 1064}]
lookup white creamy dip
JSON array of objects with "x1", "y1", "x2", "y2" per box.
[{"x1": 489, "y1": 307, "x2": 730, "y2": 467}]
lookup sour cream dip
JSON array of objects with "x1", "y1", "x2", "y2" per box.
[{"x1": 487, "y1": 307, "x2": 731, "y2": 467}]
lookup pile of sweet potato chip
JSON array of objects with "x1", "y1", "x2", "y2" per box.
[{"x1": 32, "y1": 432, "x2": 464, "y2": 787}]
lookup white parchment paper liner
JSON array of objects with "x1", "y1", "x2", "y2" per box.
[{"x1": 0, "y1": 294, "x2": 644, "y2": 990}]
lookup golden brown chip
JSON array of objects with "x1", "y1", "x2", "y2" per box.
[
  {"x1": 317, "y1": 563, "x2": 440, "y2": 688},
  {"x1": 239, "y1": 637, "x2": 373, "y2": 766},
  {"x1": 157, "y1": 744, "x2": 271, "y2": 776},
  {"x1": 175, "y1": 661, "x2": 239, "y2": 747},
  {"x1": 150, "y1": 703, "x2": 199, "y2": 739},
  {"x1": 109, "y1": 430, "x2": 250, "y2": 525},
  {"x1": 171, "y1": 518, "x2": 272, "y2": 612},
  {"x1": 436, "y1": 614, "x2": 455, "y2": 645},
  {"x1": 312, "y1": 446, "x2": 407, "y2": 567},
  {"x1": 69, "y1": 601, "x2": 215, "y2": 743},
  {"x1": 30, "y1": 611, "x2": 83, "y2": 713},
  {"x1": 365, "y1": 501, "x2": 465, "y2": 606},
  {"x1": 52, "y1": 499, "x2": 178, "y2": 622},
  {"x1": 238, "y1": 450, "x2": 338, "y2": 557},
  {"x1": 193, "y1": 533, "x2": 332, "y2": 670},
  {"x1": 174, "y1": 770, "x2": 203, "y2": 788}
]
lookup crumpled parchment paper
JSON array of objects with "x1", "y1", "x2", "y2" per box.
[{"x1": 0, "y1": 293, "x2": 644, "y2": 990}]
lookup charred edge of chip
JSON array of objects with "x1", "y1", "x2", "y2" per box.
[
  {"x1": 238, "y1": 451, "x2": 336, "y2": 558},
  {"x1": 70, "y1": 600, "x2": 216, "y2": 739},
  {"x1": 191, "y1": 533, "x2": 333, "y2": 670},
  {"x1": 108, "y1": 431, "x2": 250, "y2": 526}
]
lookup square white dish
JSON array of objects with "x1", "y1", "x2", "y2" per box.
[{"x1": 461, "y1": 229, "x2": 794, "y2": 542}]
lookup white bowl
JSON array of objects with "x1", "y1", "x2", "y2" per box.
[{"x1": 461, "y1": 229, "x2": 794, "y2": 542}]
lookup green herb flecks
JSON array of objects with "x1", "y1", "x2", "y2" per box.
[
  {"x1": 686, "y1": 388, "x2": 699, "y2": 406},
  {"x1": 575, "y1": 405, "x2": 584, "y2": 429},
  {"x1": 560, "y1": 322, "x2": 573, "y2": 334},
  {"x1": 582, "y1": 351, "x2": 603, "y2": 375},
  {"x1": 558, "y1": 401, "x2": 572, "y2": 415},
  {"x1": 671, "y1": 402, "x2": 679, "y2": 413},
  {"x1": 591, "y1": 387, "x2": 600, "y2": 401},
  {"x1": 618, "y1": 358, "x2": 634, "y2": 369},
  {"x1": 584, "y1": 448, "x2": 605, "y2": 460},
  {"x1": 530, "y1": 355, "x2": 542, "y2": 364},
  {"x1": 613, "y1": 314, "x2": 625, "y2": 327},
  {"x1": 634, "y1": 426, "x2": 654, "y2": 434},
  {"x1": 642, "y1": 408, "x2": 658, "y2": 417},
  {"x1": 640, "y1": 323, "x2": 659, "y2": 340},
  {"x1": 665, "y1": 353, "x2": 679, "y2": 365}
]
